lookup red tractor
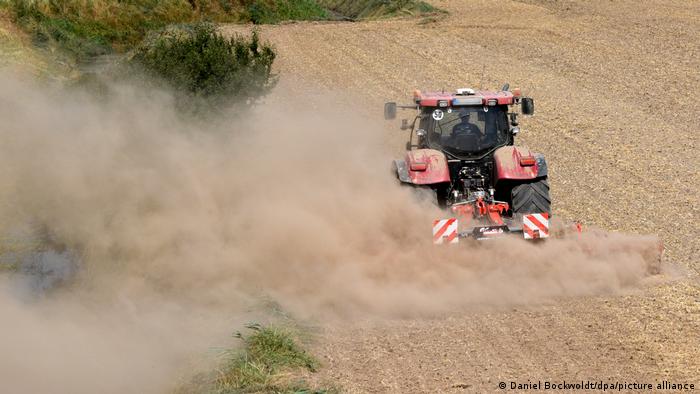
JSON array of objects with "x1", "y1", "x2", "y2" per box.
[{"x1": 385, "y1": 85, "x2": 552, "y2": 243}]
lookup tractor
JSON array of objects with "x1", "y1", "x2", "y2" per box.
[{"x1": 385, "y1": 85, "x2": 552, "y2": 242}]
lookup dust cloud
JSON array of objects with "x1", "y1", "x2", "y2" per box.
[{"x1": 0, "y1": 72, "x2": 663, "y2": 393}]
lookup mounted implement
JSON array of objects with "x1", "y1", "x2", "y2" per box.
[{"x1": 385, "y1": 85, "x2": 559, "y2": 243}]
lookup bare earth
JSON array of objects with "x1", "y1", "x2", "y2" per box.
[{"x1": 223, "y1": 1, "x2": 699, "y2": 392}]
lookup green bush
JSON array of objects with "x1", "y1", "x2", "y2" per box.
[{"x1": 130, "y1": 22, "x2": 276, "y2": 109}]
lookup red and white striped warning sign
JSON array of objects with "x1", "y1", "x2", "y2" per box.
[
  {"x1": 433, "y1": 218, "x2": 459, "y2": 244},
  {"x1": 523, "y1": 213, "x2": 549, "y2": 239}
]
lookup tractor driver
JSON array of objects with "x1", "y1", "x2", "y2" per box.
[{"x1": 449, "y1": 111, "x2": 482, "y2": 149}]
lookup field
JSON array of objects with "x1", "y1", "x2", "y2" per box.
[
  {"x1": 0, "y1": 0, "x2": 698, "y2": 393},
  {"x1": 221, "y1": 0, "x2": 700, "y2": 390}
]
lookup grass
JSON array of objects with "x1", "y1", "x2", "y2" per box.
[
  {"x1": 0, "y1": 8, "x2": 72, "y2": 77},
  {"x1": 1, "y1": 0, "x2": 441, "y2": 65},
  {"x1": 178, "y1": 323, "x2": 332, "y2": 394},
  {"x1": 4, "y1": 0, "x2": 236, "y2": 62},
  {"x1": 318, "y1": 0, "x2": 442, "y2": 20},
  {"x1": 244, "y1": 0, "x2": 328, "y2": 24},
  {"x1": 1, "y1": 0, "x2": 324, "y2": 64}
]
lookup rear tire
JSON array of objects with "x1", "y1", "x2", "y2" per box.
[
  {"x1": 511, "y1": 178, "x2": 551, "y2": 214},
  {"x1": 434, "y1": 184, "x2": 449, "y2": 209}
]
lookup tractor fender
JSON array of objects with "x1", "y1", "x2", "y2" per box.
[
  {"x1": 394, "y1": 149, "x2": 450, "y2": 185},
  {"x1": 493, "y1": 146, "x2": 547, "y2": 182}
]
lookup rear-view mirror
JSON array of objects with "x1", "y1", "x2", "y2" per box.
[
  {"x1": 384, "y1": 102, "x2": 397, "y2": 120},
  {"x1": 521, "y1": 97, "x2": 534, "y2": 115}
]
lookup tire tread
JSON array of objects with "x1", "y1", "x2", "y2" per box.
[{"x1": 511, "y1": 178, "x2": 551, "y2": 214}]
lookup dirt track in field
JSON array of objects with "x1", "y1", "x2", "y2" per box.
[{"x1": 225, "y1": 1, "x2": 699, "y2": 391}]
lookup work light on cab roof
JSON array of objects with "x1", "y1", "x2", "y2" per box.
[{"x1": 409, "y1": 87, "x2": 527, "y2": 109}]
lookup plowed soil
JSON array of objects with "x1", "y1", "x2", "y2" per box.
[{"x1": 223, "y1": 1, "x2": 699, "y2": 392}]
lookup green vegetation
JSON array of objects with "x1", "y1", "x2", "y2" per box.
[
  {"x1": 244, "y1": 0, "x2": 328, "y2": 24},
  {"x1": 1, "y1": 2, "x2": 279, "y2": 110},
  {"x1": 179, "y1": 324, "x2": 332, "y2": 394},
  {"x1": 0, "y1": 10, "x2": 72, "y2": 78},
  {"x1": 5, "y1": 0, "x2": 220, "y2": 62},
  {"x1": 131, "y1": 23, "x2": 276, "y2": 108},
  {"x1": 318, "y1": 0, "x2": 440, "y2": 20},
  {"x1": 2, "y1": 0, "x2": 323, "y2": 63},
  {"x1": 2, "y1": 0, "x2": 441, "y2": 64}
]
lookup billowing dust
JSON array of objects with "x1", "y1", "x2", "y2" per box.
[{"x1": 0, "y1": 73, "x2": 663, "y2": 393}]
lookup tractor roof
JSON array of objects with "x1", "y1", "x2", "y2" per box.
[{"x1": 413, "y1": 88, "x2": 518, "y2": 107}]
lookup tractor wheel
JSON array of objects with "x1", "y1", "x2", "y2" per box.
[
  {"x1": 511, "y1": 178, "x2": 551, "y2": 214},
  {"x1": 435, "y1": 185, "x2": 449, "y2": 209}
]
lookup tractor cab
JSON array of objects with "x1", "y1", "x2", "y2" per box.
[
  {"x1": 419, "y1": 104, "x2": 511, "y2": 160},
  {"x1": 385, "y1": 87, "x2": 533, "y2": 158}
]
